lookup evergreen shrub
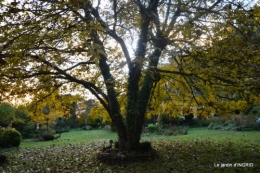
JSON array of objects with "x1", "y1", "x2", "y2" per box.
[
  {"x1": 0, "y1": 127, "x2": 22, "y2": 148},
  {"x1": 42, "y1": 134, "x2": 54, "y2": 141}
]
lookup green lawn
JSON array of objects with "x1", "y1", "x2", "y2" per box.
[
  {"x1": 1, "y1": 128, "x2": 260, "y2": 173},
  {"x1": 20, "y1": 130, "x2": 118, "y2": 148}
]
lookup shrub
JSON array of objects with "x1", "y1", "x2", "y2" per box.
[
  {"x1": 139, "y1": 141, "x2": 152, "y2": 152},
  {"x1": 185, "y1": 113, "x2": 194, "y2": 120},
  {"x1": 242, "y1": 115, "x2": 257, "y2": 127},
  {"x1": 223, "y1": 123, "x2": 235, "y2": 130},
  {"x1": 0, "y1": 127, "x2": 22, "y2": 148},
  {"x1": 212, "y1": 124, "x2": 224, "y2": 130},
  {"x1": 42, "y1": 134, "x2": 54, "y2": 141},
  {"x1": 181, "y1": 113, "x2": 194, "y2": 126},
  {"x1": 147, "y1": 124, "x2": 157, "y2": 133},
  {"x1": 199, "y1": 118, "x2": 211, "y2": 127},
  {"x1": 12, "y1": 118, "x2": 25, "y2": 132},
  {"x1": 81, "y1": 125, "x2": 93, "y2": 130},
  {"x1": 40, "y1": 124, "x2": 56, "y2": 134},
  {"x1": 208, "y1": 123, "x2": 217, "y2": 130},
  {"x1": 164, "y1": 129, "x2": 174, "y2": 136},
  {"x1": 20, "y1": 123, "x2": 38, "y2": 139},
  {"x1": 252, "y1": 122, "x2": 260, "y2": 130},
  {"x1": 223, "y1": 120, "x2": 233, "y2": 126},
  {"x1": 208, "y1": 116, "x2": 223, "y2": 124},
  {"x1": 159, "y1": 114, "x2": 182, "y2": 126},
  {"x1": 55, "y1": 125, "x2": 70, "y2": 133},
  {"x1": 64, "y1": 125, "x2": 70, "y2": 132},
  {"x1": 231, "y1": 115, "x2": 244, "y2": 126},
  {"x1": 156, "y1": 126, "x2": 188, "y2": 136},
  {"x1": 192, "y1": 118, "x2": 201, "y2": 127},
  {"x1": 0, "y1": 121, "x2": 8, "y2": 128},
  {"x1": 178, "y1": 127, "x2": 188, "y2": 135},
  {"x1": 207, "y1": 114, "x2": 260, "y2": 131},
  {"x1": 103, "y1": 125, "x2": 111, "y2": 130}
]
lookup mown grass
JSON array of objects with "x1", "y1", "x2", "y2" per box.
[
  {"x1": 20, "y1": 130, "x2": 117, "y2": 148},
  {"x1": 1, "y1": 128, "x2": 260, "y2": 173}
]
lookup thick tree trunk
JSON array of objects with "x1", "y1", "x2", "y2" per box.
[
  {"x1": 126, "y1": 47, "x2": 163, "y2": 151},
  {"x1": 92, "y1": 31, "x2": 128, "y2": 151},
  {"x1": 126, "y1": 87, "x2": 142, "y2": 151},
  {"x1": 124, "y1": 7, "x2": 151, "y2": 151},
  {"x1": 89, "y1": 7, "x2": 164, "y2": 151}
]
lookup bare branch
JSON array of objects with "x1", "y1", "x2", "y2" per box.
[
  {"x1": 113, "y1": 0, "x2": 117, "y2": 31},
  {"x1": 91, "y1": 7, "x2": 131, "y2": 62},
  {"x1": 28, "y1": 54, "x2": 109, "y2": 106},
  {"x1": 163, "y1": 0, "x2": 172, "y2": 31}
]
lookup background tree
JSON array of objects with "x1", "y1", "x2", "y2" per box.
[
  {"x1": 61, "y1": 94, "x2": 83, "y2": 129},
  {"x1": 27, "y1": 91, "x2": 82, "y2": 126},
  {"x1": 77, "y1": 99, "x2": 97, "y2": 129},
  {"x1": 0, "y1": 0, "x2": 259, "y2": 151},
  {"x1": 0, "y1": 103, "x2": 16, "y2": 127},
  {"x1": 0, "y1": 103, "x2": 30, "y2": 132},
  {"x1": 12, "y1": 105, "x2": 31, "y2": 131}
]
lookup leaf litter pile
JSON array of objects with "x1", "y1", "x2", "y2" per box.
[{"x1": 1, "y1": 138, "x2": 260, "y2": 173}]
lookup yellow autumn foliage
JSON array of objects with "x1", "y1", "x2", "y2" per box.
[{"x1": 27, "y1": 90, "x2": 82, "y2": 125}]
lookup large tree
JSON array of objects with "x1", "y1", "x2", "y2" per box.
[{"x1": 0, "y1": 0, "x2": 259, "y2": 151}]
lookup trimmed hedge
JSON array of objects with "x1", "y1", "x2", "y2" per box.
[
  {"x1": 42, "y1": 134, "x2": 54, "y2": 141},
  {"x1": 0, "y1": 127, "x2": 22, "y2": 148}
]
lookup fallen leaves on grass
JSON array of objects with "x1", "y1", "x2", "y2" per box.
[{"x1": 1, "y1": 138, "x2": 260, "y2": 173}]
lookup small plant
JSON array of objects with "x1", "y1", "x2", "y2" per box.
[{"x1": 147, "y1": 124, "x2": 157, "y2": 133}]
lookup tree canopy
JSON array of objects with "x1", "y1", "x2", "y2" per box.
[
  {"x1": 25, "y1": 91, "x2": 82, "y2": 124},
  {"x1": 0, "y1": 102, "x2": 15, "y2": 123},
  {"x1": 0, "y1": 0, "x2": 259, "y2": 151}
]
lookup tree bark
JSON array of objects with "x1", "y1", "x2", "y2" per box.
[
  {"x1": 92, "y1": 31, "x2": 128, "y2": 151},
  {"x1": 126, "y1": 13, "x2": 150, "y2": 150},
  {"x1": 70, "y1": 102, "x2": 78, "y2": 129}
]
